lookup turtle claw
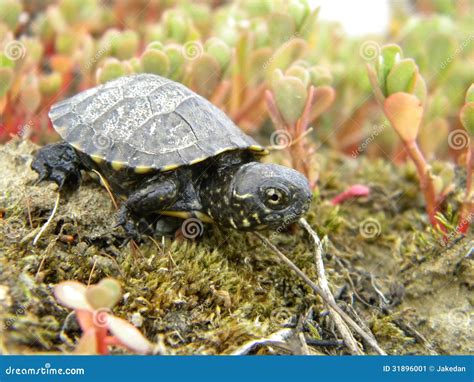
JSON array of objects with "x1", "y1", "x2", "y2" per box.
[{"x1": 115, "y1": 206, "x2": 154, "y2": 245}]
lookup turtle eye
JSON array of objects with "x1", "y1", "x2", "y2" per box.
[{"x1": 263, "y1": 187, "x2": 288, "y2": 209}]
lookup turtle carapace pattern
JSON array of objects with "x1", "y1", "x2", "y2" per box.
[{"x1": 32, "y1": 74, "x2": 312, "y2": 238}]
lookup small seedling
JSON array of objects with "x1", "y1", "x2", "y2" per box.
[
  {"x1": 367, "y1": 45, "x2": 446, "y2": 230},
  {"x1": 54, "y1": 278, "x2": 154, "y2": 355}
]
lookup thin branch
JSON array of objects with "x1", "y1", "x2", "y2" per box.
[
  {"x1": 299, "y1": 218, "x2": 363, "y2": 355},
  {"x1": 253, "y1": 231, "x2": 387, "y2": 355}
]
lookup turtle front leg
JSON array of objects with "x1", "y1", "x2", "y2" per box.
[
  {"x1": 31, "y1": 142, "x2": 83, "y2": 191},
  {"x1": 116, "y1": 178, "x2": 179, "y2": 241}
]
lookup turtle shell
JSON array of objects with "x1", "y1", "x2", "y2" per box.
[{"x1": 49, "y1": 74, "x2": 267, "y2": 173}]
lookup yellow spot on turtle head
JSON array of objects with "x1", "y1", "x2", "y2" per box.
[
  {"x1": 251, "y1": 213, "x2": 261, "y2": 223},
  {"x1": 111, "y1": 161, "x2": 126, "y2": 171},
  {"x1": 242, "y1": 218, "x2": 250, "y2": 227},
  {"x1": 134, "y1": 165, "x2": 153, "y2": 174}
]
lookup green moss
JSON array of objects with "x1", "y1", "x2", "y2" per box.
[{"x1": 0, "y1": 140, "x2": 471, "y2": 355}]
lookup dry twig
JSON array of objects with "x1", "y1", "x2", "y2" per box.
[
  {"x1": 253, "y1": 230, "x2": 386, "y2": 355},
  {"x1": 299, "y1": 218, "x2": 363, "y2": 355}
]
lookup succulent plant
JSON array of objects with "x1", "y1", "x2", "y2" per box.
[
  {"x1": 54, "y1": 278, "x2": 154, "y2": 355},
  {"x1": 0, "y1": 0, "x2": 472, "y2": 229}
]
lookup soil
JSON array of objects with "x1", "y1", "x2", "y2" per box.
[{"x1": 0, "y1": 139, "x2": 472, "y2": 355}]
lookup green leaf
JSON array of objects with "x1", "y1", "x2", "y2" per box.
[
  {"x1": 141, "y1": 49, "x2": 169, "y2": 76},
  {"x1": 97, "y1": 58, "x2": 126, "y2": 84},
  {"x1": 386, "y1": 59, "x2": 418, "y2": 95},
  {"x1": 0, "y1": 67, "x2": 13, "y2": 97},
  {"x1": 286, "y1": 65, "x2": 309, "y2": 87},
  {"x1": 188, "y1": 53, "x2": 221, "y2": 99},
  {"x1": 465, "y1": 84, "x2": 474, "y2": 104},
  {"x1": 0, "y1": 0, "x2": 23, "y2": 30},
  {"x1": 39, "y1": 72, "x2": 62, "y2": 95},
  {"x1": 268, "y1": 12, "x2": 296, "y2": 47},
  {"x1": 164, "y1": 44, "x2": 185, "y2": 81},
  {"x1": 309, "y1": 65, "x2": 333, "y2": 87},
  {"x1": 288, "y1": 0, "x2": 310, "y2": 29},
  {"x1": 460, "y1": 103, "x2": 474, "y2": 135},
  {"x1": 265, "y1": 38, "x2": 307, "y2": 81},
  {"x1": 113, "y1": 30, "x2": 139, "y2": 60},
  {"x1": 205, "y1": 37, "x2": 231, "y2": 70},
  {"x1": 163, "y1": 10, "x2": 188, "y2": 42},
  {"x1": 377, "y1": 44, "x2": 402, "y2": 94},
  {"x1": 273, "y1": 76, "x2": 308, "y2": 124}
]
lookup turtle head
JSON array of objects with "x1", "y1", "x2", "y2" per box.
[{"x1": 221, "y1": 162, "x2": 312, "y2": 230}]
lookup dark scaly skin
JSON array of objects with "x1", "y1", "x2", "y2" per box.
[{"x1": 32, "y1": 143, "x2": 312, "y2": 240}]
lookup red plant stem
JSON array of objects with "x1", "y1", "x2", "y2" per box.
[
  {"x1": 296, "y1": 86, "x2": 315, "y2": 137},
  {"x1": 404, "y1": 139, "x2": 443, "y2": 230},
  {"x1": 264, "y1": 90, "x2": 286, "y2": 130},
  {"x1": 232, "y1": 83, "x2": 266, "y2": 124},
  {"x1": 95, "y1": 326, "x2": 109, "y2": 355}
]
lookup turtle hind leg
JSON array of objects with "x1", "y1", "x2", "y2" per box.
[{"x1": 31, "y1": 142, "x2": 83, "y2": 191}]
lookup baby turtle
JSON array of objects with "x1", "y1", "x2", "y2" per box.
[{"x1": 32, "y1": 74, "x2": 312, "y2": 238}]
